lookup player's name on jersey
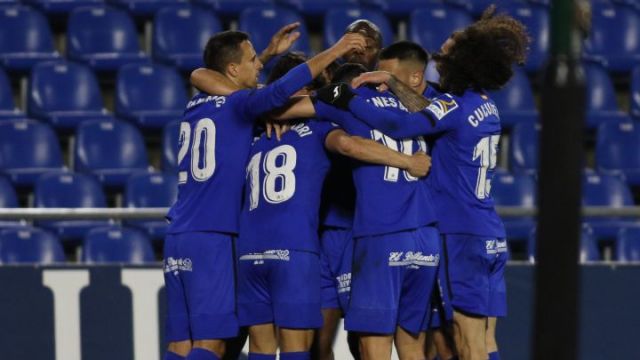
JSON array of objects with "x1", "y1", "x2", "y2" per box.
[
  {"x1": 468, "y1": 101, "x2": 500, "y2": 127},
  {"x1": 366, "y1": 96, "x2": 409, "y2": 113},
  {"x1": 186, "y1": 95, "x2": 227, "y2": 109}
]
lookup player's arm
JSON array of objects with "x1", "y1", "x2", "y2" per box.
[
  {"x1": 325, "y1": 129, "x2": 431, "y2": 178},
  {"x1": 190, "y1": 68, "x2": 239, "y2": 95},
  {"x1": 351, "y1": 71, "x2": 431, "y2": 112},
  {"x1": 258, "y1": 22, "x2": 301, "y2": 65}
]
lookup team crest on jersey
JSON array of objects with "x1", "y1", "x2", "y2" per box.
[
  {"x1": 164, "y1": 257, "x2": 193, "y2": 275},
  {"x1": 425, "y1": 96, "x2": 459, "y2": 120}
]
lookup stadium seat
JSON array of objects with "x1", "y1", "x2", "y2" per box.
[
  {"x1": 409, "y1": 5, "x2": 473, "y2": 54},
  {"x1": 66, "y1": 6, "x2": 148, "y2": 71},
  {"x1": 107, "y1": 0, "x2": 188, "y2": 17},
  {"x1": 279, "y1": 0, "x2": 358, "y2": 17},
  {"x1": 28, "y1": 61, "x2": 111, "y2": 129},
  {"x1": 0, "y1": 176, "x2": 22, "y2": 229},
  {"x1": 0, "y1": 119, "x2": 64, "y2": 186},
  {"x1": 489, "y1": 67, "x2": 538, "y2": 128},
  {"x1": 0, "y1": 67, "x2": 24, "y2": 120},
  {"x1": 115, "y1": 63, "x2": 188, "y2": 128},
  {"x1": 239, "y1": 6, "x2": 311, "y2": 56},
  {"x1": 584, "y1": 2, "x2": 640, "y2": 73},
  {"x1": 193, "y1": 0, "x2": 273, "y2": 17},
  {"x1": 528, "y1": 224, "x2": 600, "y2": 263},
  {"x1": 629, "y1": 65, "x2": 640, "y2": 119},
  {"x1": 0, "y1": 6, "x2": 60, "y2": 72},
  {"x1": 152, "y1": 6, "x2": 222, "y2": 72},
  {"x1": 82, "y1": 226, "x2": 155, "y2": 264},
  {"x1": 492, "y1": 172, "x2": 537, "y2": 242},
  {"x1": 584, "y1": 61, "x2": 630, "y2": 128},
  {"x1": 323, "y1": 7, "x2": 394, "y2": 48},
  {"x1": 616, "y1": 226, "x2": 640, "y2": 261},
  {"x1": 596, "y1": 121, "x2": 640, "y2": 186},
  {"x1": 582, "y1": 172, "x2": 636, "y2": 241},
  {"x1": 35, "y1": 172, "x2": 110, "y2": 241},
  {"x1": 362, "y1": 0, "x2": 443, "y2": 18},
  {"x1": 502, "y1": 2, "x2": 549, "y2": 73},
  {"x1": 75, "y1": 119, "x2": 149, "y2": 187},
  {"x1": 125, "y1": 172, "x2": 177, "y2": 240},
  {"x1": 25, "y1": 0, "x2": 104, "y2": 15},
  {"x1": 162, "y1": 120, "x2": 180, "y2": 173},
  {"x1": 509, "y1": 122, "x2": 540, "y2": 175},
  {"x1": 0, "y1": 227, "x2": 65, "y2": 264}
]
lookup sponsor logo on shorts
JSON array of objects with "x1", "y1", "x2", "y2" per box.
[
  {"x1": 239, "y1": 249, "x2": 290, "y2": 265},
  {"x1": 486, "y1": 239, "x2": 508, "y2": 255},
  {"x1": 336, "y1": 272, "x2": 351, "y2": 294},
  {"x1": 388, "y1": 251, "x2": 439, "y2": 269},
  {"x1": 164, "y1": 257, "x2": 193, "y2": 275}
]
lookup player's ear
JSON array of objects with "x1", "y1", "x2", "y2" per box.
[
  {"x1": 410, "y1": 69, "x2": 424, "y2": 88},
  {"x1": 227, "y1": 62, "x2": 239, "y2": 78}
]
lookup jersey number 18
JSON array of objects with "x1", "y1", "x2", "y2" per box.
[{"x1": 247, "y1": 145, "x2": 298, "y2": 210}]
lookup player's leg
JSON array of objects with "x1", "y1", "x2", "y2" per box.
[
  {"x1": 486, "y1": 317, "x2": 498, "y2": 360},
  {"x1": 485, "y1": 238, "x2": 508, "y2": 360},
  {"x1": 347, "y1": 331, "x2": 362, "y2": 360},
  {"x1": 394, "y1": 326, "x2": 426, "y2": 360},
  {"x1": 312, "y1": 308, "x2": 341, "y2": 360},
  {"x1": 248, "y1": 323, "x2": 278, "y2": 357},
  {"x1": 222, "y1": 327, "x2": 249, "y2": 360},
  {"x1": 451, "y1": 312, "x2": 486, "y2": 360},
  {"x1": 359, "y1": 334, "x2": 394, "y2": 360}
]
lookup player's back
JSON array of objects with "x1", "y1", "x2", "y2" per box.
[
  {"x1": 238, "y1": 120, "x2": 336, "y2": 255},
  {"x1": 167, "y1": 92, "x2": 255, "y2": 235},
  {"x1": 346, "y1": 87, "x2": 437, "y2": 238},
  {"x1": 427, "y1": 90, "x2": 506, "y2": 237}
]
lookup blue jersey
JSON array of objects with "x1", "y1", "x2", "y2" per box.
[
  {"x1": 423, "y1": 82, "x2": 441, "y2": 99},
  {"x1": 167, "y1": 64, "x2": 313, "y2": 234},
  {"x1": 316, "y1": 87, "x2": 438, "y2": 238},
  {"x1": 423, "y1": 91, "x2": 506, "y2": 237},
  {"x1": 319, "y1": 154, "x2": 355, "y2": 229},
  {"x1": 237, "y1": 120, "x2": 337, "y2": 255}
]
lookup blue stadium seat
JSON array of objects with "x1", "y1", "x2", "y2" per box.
[
  {"x1": 492, "y1": 171, "x2": 537, "y2": 242},
  {"x1": 410, "y1": 5, "x2": 473, "y2": 54},
  {"x1": 115, "y1": 63, "x2": 188, "y2": 128},
  {"x1": 629, "y1": 65, "x2": 640, "y2": 119},
  {"x1": 239, "y1": 6, "x2": 310, "y2": 56},
  {"x1": 0, "y1": 119, "x2": 64, "y2": 186},
  {"x1": 362, "y1": 0, "x2": 443, "y2": 18},
  {"x1": 35, "y1": 172, "x2": 110, "y2": 241},
  {"x1": 528, "y1": 224, "x2": 600, "y2": 263},
  {"x1": 584, "y1": 61, "x2": 630, "y2": 128},
  {"x1": 0, "y1": 67, "x2": 24, "y2": 120},
  {"x1": 162, "y1": 120, "x2": 180, "y2": 172},
  {"x1": 616, "y1": 226, "x2": 640, "y2": 261},
  {"x1": 66, "y1": 6, "x2": 148, "y2": 71},
  {"x1": 193, "y1": 0, "x2": 273, "y2": 17},
  {"x1": 82, "y1": 226, "x2": 155, "y2": 264},
  {"x1": 279, "y1": 0, "x2": 358, "y2": 17},
  {"x1": 502, "y1": 2, "x2": 549, "y2": 73},
  {"x1": 0, "y1": 227, "x2": 65, "y2": 264},
  {"x1": 582, "y1": 172, "x2": 636, "y2": 241},
  {"x1": 0, "y1": 176, "x2": 22, "y2": 229},
  {"x1": 75, "y1": 119, "x2": 149, "y2": 187},
  {"x1": 0, "y1": 6, "x2": 60, "y2": 72},
  {"x1": 125, "y1": 172, "x2": 177, "y2": 240},
  {"x1": 323, "y1": 7, "x2": 394, "y2": 48},
  {"x1": 107, "y1": 0, "x2": 188, "y2": 17},
  {"x1": 28, "y1": 61, "x2": 110, "y2": 129},
  {"x1": 152, "y1": 6, "x2": 222, "y2": 72},
  {"x1": 509, "y1": 122, "x2": 540, "y2": 175},
  {"x1": 585, "y1": 2, "x2": 640, "y2": 73},
  {"x1": 25, "y1": 0, "x2": 104, "y2": 15},
  {"x1": 596, "y1": 121, "x2": 640, "y2": 186},
  {"x1": 489, "y1": 67, "x2": 538, "y2": 128}
]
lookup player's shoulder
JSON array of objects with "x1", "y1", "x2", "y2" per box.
[
  {"x1": 424, "y1": 92, "x2": 462, "y2": 121},
  {"x1": 185, "y1": 93, "x2": 229, "y2": 112}
]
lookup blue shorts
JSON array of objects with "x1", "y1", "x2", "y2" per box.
[
  {"x1": 163, "y1": 232, "x2": 239, "y2": 342},
  {"x1": 345, "y1": 226, "x2": 440, "y2": 335},
  {"x1": 443, "y1": 234, "x2": 508, "y2": 317},
  {"x1": 319, "y1": 227, "x2": 354, "y2": 312},
  {"x1": 428, "y1": 235, "x2": 454, "y2": 329},
  {"x1": 237, "y1": 249, "x2": 323, "y2": 329}
]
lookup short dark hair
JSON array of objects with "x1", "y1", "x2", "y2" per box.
[
  {"x1": 267, "y1": 52, "x2": 307, "y2": 84},
  {"x1": 203, "y1": 31, "x2": 249, "y2": 73},
  {"x1": 379, "y1": 41, "x2": 429, "y2": 68},
  {"x1": 345, "y1": 20, "x2": 383, "y2": 49},
  {"x1": 332, "y1": 63, "x2": 368, "y2": 84}
]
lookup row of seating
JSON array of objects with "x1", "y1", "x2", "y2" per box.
[
  {"x1": 2, "y1": 1, "x2": 639, "y2": 74},
  {"x1": 0, "y1": 226, "x2": 156, "y2": 264},
  {"x1": 0, "y1": 172, "x2": 176, "y2": 240}
]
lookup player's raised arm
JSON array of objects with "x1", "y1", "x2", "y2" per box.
[
  {"x1": 352, "y1": 71, "x2": 431, "y2": 112},
  {"x1": 325, "y1": 129, "x2": 431, "y2": 178},
  {"x1": 190, "y1": 68, "x2": 239, "y2": 95}
]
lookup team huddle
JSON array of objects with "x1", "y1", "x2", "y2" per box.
[{"x1": 163, "y1": 6, "x2": 529, "y2": 360}]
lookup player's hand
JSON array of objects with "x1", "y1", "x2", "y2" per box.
[
  {"x1": 314, "y1": 83, "x2": 356, "y2": 110},
  {"x1": 331, "y1": 33, "x2": 367, "y2": 58},
  {"x1": 351, "y1": 71, "x2": 393, "y2": 89},
  {"x1": 266, "y1": 121, "x2": 290, "y2": 141},
  {"x1": 407, "y1": 151, "x2": 431, "y2": 178},
  {"x1": 262, "y1": 22, "x2": 301, "y2": 60}
]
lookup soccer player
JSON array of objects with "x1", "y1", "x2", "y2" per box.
[
  {"x1": 343, "y1": 19, "x2": 383, "y2": 71},
  {"x1": 163, "y1": 30, "x2": 366, "y2": 360},
  {"x1": 317, "y1": 8, "x2": 530, "y2": 360}
]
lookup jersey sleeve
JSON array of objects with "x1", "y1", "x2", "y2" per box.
[
  {"x1": 239, "y1": 63, "x2": 313, "y2": 121},
  {"x1": 347, "y1": 93, "x2": 461, "y2": 138},
  {"x1": 313, "y1": 100, "x2": 362, "y2": 135},
  {"x1": 310, "y1": 119, "x2": 340, "y2": 144}
]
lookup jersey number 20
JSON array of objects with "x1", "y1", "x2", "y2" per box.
[
  {"x1": 247, "y1": 144, "x2": 297, "y2": 210},
  {"x1": 177, "y1": 118, "x2": 216, "y2": 184}
]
